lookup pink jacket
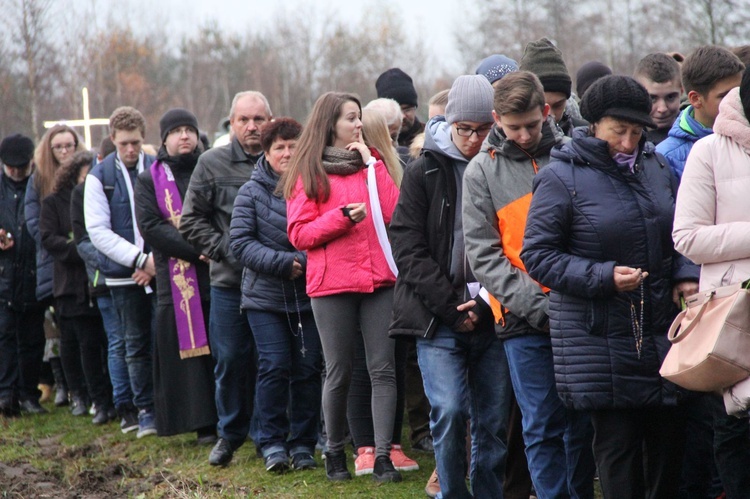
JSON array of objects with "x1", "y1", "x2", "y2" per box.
[
  {"x1": 673, "y1": 87, "x2": 750, "y2": 290},
  {"x1": 287, "y1": 159, "x2": 399, "y2": 297}
]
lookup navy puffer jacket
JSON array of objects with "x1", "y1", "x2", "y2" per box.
[
  {"x1": 521, "y1": 132, "x2": 699, "y2": 411},
  {"x1": 230, "y1": 157, "x2": 309, "y2": 313}
]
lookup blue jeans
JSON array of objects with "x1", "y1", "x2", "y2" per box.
[
  {"x1": 504, "y1": 335, "x2": 595, "y2": 499},
  {"x1": 97, "y1": 294, "x2": 133, "y2": 409},
  {"x1": 210, "y1": 286, "x2": 257, "y2": 447},
  {"x1": 247, "y1": 309, "x2": 322, "y2": 457},
  {"x1": 417, "y1": 324, "x2": 511, "y2": 499},
  {"x1": 109, "y1": 286, "x2": 155, "y2": 411}
]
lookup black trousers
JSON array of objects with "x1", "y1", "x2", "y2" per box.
[
  {"x1": 59, "y1": 313, "x2": 111, "y2": 407},
  {"x1": 590, "y1": 406, "x2": 686, "y2": 499},
  {"x1": 0, "y1": 303, "x2": 45, "y2": 402}
]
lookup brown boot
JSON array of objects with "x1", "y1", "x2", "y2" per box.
[
  {"x1": 425, "y1": 468, "x2": 440, "y2": 498},
  {"x1": 38, "y1": 384, "x2": 53, "y2": 404}
]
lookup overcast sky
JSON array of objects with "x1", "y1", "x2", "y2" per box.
[{"x1": 74, "y1": 0, "x2": 464, "y2": 72}]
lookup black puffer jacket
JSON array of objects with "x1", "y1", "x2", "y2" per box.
[
  {"x1": 0, "y1": 173, "x2": 37, "y2": 309},
  {"x1": 229, "y1": 156, "x2": 309, "y2": 313},
  {"x1": 521, "y1": 133, "x2": 699, "y2": 410}
]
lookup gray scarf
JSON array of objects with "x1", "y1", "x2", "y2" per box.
[{"x1": 322, "y1": 147, "x2": 364, "y2": 176}]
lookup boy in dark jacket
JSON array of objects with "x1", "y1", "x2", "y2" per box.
[{"x1": 390, "y1": 75, "x2": 510, "y2": 499}]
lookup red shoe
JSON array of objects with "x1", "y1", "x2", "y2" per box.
[
  {"x1": 355, "y1": 446, "x2": 375, "y2": 476},
  {"x1": 390, "y1": 444, "x2": 419, "y2": 471}
]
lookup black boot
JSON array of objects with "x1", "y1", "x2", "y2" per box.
[{"x1": 49, "y1": 357, "x2": 68, "y2": 407}]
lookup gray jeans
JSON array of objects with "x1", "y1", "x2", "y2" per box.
[{"x1": 311, "y1": 287, "x2": 396, "y2": 458}]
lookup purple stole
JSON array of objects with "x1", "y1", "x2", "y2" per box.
[{"x1": 151, "y1": 161, "x2": 210, "y2": 359}]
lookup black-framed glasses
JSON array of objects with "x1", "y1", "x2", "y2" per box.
[{"x1": 453, "y1": 124, "x2": 492, "y2": 138}]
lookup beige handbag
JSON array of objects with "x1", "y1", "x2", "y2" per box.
[{"x1": 659, "y1": 280, "x2": 750, "y2": 392}]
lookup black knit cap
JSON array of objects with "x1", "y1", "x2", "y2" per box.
[
  {"x1": 519, "y1": 38, "x2": 572, "y2": 98},
  {"x1": 375, "y1": 68, "x2": 419, "y2": 107},
  {"x1": 0, "y1": 133, "x2": 35, "y2": 167},
  {"x1": 159, "y1": 108, "x2": 199, "y2": 143},
  {"x1": 580, "y1": 75, "x2": 656, "y2": 128},
  {"x1": 575, "y1": 61, "x2": 612, "y2": 99},
  {"x1": 740, "y1": 66, "x2": 750, "y2": 121}
]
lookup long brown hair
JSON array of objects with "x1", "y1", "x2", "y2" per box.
[
  {"x1": 362, "y1": 109, "x2": 402, "y2": 188},
  {"x1": 282, "y1": 92, "x2": 361, "y2": 202},
  {"x1": 33, "y1": 124, "x2": 85, "y2": 199}
]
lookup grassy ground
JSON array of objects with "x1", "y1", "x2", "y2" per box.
[{"x1": 0, "y1": 402, "x2": 436, "y2": 498}]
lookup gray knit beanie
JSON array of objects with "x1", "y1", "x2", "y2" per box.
[
  {"x1": 445, "y1": 75, "x2": 494, "y2": 124},
  {"x1": 519, "y1": 38, "x2": 572, "y2": 98}
]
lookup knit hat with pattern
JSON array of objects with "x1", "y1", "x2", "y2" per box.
[
  {"x1": 519, "y1": 38, "x2": 572, "y2": 98},
  {"x1": 475, "y1": 54, "x2": 518, "y2": 84}
]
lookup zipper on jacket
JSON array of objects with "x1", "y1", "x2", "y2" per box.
[{"x1": 424, "y1": 316, "x2": 436, "y2": 338}]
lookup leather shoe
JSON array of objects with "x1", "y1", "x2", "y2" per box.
[
  {"x1": 209, "y1": 438, "x2": 235, "y2": 466},
  {"x1": 19, "y1": 398, "x2": 48, "y2": 415}
]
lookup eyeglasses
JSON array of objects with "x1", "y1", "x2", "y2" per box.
[
  {"x1": 453, "y1": 125, "x2": 492, "y2": 138},
  {"x1": 168, "y1": 126, "x2": 197, "y2": 137},
  {"x1": 51, "y1": 143, "x2": 76, "y2": 152}
]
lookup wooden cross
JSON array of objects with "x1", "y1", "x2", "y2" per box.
[{"x1": 43, "y1": 87, "x2": 109, "y2": 149}]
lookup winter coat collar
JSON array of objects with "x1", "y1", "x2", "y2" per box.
[
  {"x1": 483, "y1": 115, "x2": 564, "y2": 161},
  {"x1": 552, "y1": 129, "x2": 655, "y2": 173},
  {"x1": 251, "y1": 155, "x2": 281, "y2": 194},
  {"x1": 713, "y1": 87, "x2": 750, "y2": 152},
  {"x1": 667, "y1": 106, "x2": 712, "y2": 143},
  {"x1": 423, "y1": 116, "x2": 468, "y2": 165}
]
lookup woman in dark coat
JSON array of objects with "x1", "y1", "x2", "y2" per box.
[
  {"x1": 229, "y1": 118, "x2": 323, "y2": 473},
  {"x1": 134, "y1": 109, "x2": 217, "y2": 441},
  {"x1": 520, "y1": 76, "x2": 699, "y2": 499},
  {"x1": 40, "y1": 150, "x2": 113, "y2": 422}
]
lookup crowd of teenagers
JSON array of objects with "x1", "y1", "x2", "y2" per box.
[{"x1": 2, "y1": 37, "x2": 750, "y2": 499}]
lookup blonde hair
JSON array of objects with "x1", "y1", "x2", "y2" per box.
[
  {"x1": 362, "y1": 109, "x2": 402, "y2": 188},
  {"x1": 33, "y1": 124, "x2": 85, "y2": 199}
]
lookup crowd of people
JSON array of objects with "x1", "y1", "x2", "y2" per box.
[{"x1": 1, "y1": 37, "x2": 750, "y2": 499}]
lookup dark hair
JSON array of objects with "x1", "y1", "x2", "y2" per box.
[
  {"x1": 282, "y1": 92, "x2": 361, "y2": 202},
  {"x1": 53, "y1": 150, "x2": 94, "y2": 193},
  {"x1": 731, "y1": 45, "x2": 750, "y2": 67},
  {"x1": 493, "y1": 71, "x2": 546, "y2": 116},
  {"x1": 260, "y1": 117, "x2": 302, "y2": 153},
  {"x1": 98, "y1": 136, "x2": 116, "y2": 158},
  {"x1": 634, "y1": 53, "x2": 681, "y2": 84},
  {"x1": 682, "y1": 46, "x2": 745, "y2": 95}
]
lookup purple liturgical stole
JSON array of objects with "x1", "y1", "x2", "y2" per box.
[{"x1": 151, "y1": 161, "x2": 210, "y2": 359}]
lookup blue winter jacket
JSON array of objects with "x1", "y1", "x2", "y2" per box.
[
  {"x1": 229, "y1": 156, "x2": 310, "y2": 313},
  {"x1": 521, "y1": 133, "x2": 699, "y2": 411},
  {"x1": 24, "y1": 176, "x2": 53, "y2": 301},
  {"x1": 655, "y1": 106, "x2": 712, "y2": 180}
]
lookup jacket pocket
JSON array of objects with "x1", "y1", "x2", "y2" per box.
[
  {"x1": 587, "y1": 299, "x2": 609, "y2": 336},
  {"x1": 307, "y1": 245, "x2": 326, "y2": 293}
]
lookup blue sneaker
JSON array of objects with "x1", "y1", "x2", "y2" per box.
[{"x1": 136, "y1": 409, "x2": 157, "y2": 438}]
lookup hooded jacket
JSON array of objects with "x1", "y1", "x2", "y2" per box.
[
  {"x1": 230, "y1": 156, "x2": 309, "y2": 312},
  {"x1": 673, "y1": 87, "x2": 750, "y2": 291},
  {"x1": 656, "y1": 106, "x2": 713, "y2": 179},
  {"x1": 389, "y1": 117, "x2": 493, "y2": 338},
  {"x1": 521, "y1": 131, "x2": 699, "y2": 410},
  {"x1": 462, "y1": 117, "x2": 565, "y2": 339}
]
